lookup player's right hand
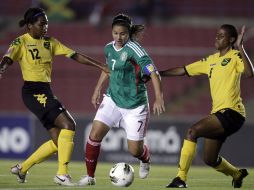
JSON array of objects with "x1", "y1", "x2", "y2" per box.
[{"x1": 91, "y1": 89, "x2": 101, "y2": 109}]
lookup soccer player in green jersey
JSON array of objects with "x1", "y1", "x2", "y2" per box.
[
  {"x1": 78, "y1": 13, "x2": 165, "y2": 186},
  {"x1": 0, "y1": 7, "x2": 108, "y2": 186},
  {"x1": 160, "y1": 25, "x2": 254, "y2": 188}
]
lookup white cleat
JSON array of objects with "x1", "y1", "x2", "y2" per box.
[
  {"x1": 139, "y1": 161, "x2": 150, "y2": 179},
  {"x1": 11, "y1": 164, "x2": 27, "y2": 183},
  {"x1": 53, "y1": 174, "x2": 76, "y2": 186},
  {"x1": 78, "y1": 175, "x2": 96, "y2": 186}
]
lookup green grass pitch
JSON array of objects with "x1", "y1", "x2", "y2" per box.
[{"x1": 0, "y1": 159, "x2": 253, "y2": 190}]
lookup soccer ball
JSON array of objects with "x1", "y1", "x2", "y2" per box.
[{"x1": 109, "y1": 162, "x2": 134, "y2": 187}]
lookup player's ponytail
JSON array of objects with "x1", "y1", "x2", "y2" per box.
[
  {"x1": 130, "y1": 24, "x2": 145, "y2": 42},
  {"x1": 19, "y1": 7, "x2": 46, "y2": 28}
]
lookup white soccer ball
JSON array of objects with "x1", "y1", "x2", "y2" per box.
[{"x1": 109, "y1": 162, "x2": 134, "y2": 187}]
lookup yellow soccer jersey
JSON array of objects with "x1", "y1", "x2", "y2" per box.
[
  {"x1": 4, "y1": 33, "x2": 75, "y2": 82},
  {"x1": 185, "y1": 49, "x2": 245, "y2": 117}
]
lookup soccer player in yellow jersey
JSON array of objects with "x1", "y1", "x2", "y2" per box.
[
  {"x1": 0, "y1": 7, "x2": 108, "y2": 186},
  {"x1": 160, "y1": 24, "x2": 254, "y2": 188}
]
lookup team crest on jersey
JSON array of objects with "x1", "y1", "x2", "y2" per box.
[
  {"x1": 221, "y1": 58, "x2": 231, "y2": 66},
  {"x1": 44, "y1": 41, "x2": 50, "y2": 50},
  {"x1": 120, "y1": 51, "x2": 128, "y2": 61}
]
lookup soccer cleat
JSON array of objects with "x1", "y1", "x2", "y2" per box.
[
  {"x1": 78, "y1": 175, "x2": 96, "y2": 186},
  {"x1": 166, "y1": 177, "x2": 187, "y2": 188},
  {"x1": 232, "y1": 169, "x2": 249, "y2": 188},
  {"x1": 139, "y1": 161, "x2": 150, "y2": 179},
  {"x1": 11, "y1": 164, "x2": 27, "y2": 183},
  {"x1": 53, "y1": 174, "x2": 76, "y2": 186}
]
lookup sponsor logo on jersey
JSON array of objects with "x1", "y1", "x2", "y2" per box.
[
  {"x1": 221, "y1": 58, "x2": 231, "y2": 66},
  {"x1": 120, "y1": 51, "x2": 128, "y2": 61}
]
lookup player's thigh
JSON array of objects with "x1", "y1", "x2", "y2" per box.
[
  {"x1": 92, "y1": 96, "x2": 121, "y2": 140},
  {"x1": 189, "y1": 114, "x2": 224, "y2": 139},
  {"x1": 89, "y1": 120, "x2": 110, "y2": 141},
  {"x1": 121, "y1": 104, "x2": 150, "y2": 141},
  {"x1": 94, "y1": 96, "x2": 122, "y2": 127}
]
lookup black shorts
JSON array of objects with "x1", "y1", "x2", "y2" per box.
[
  {"x1": 214, "y1": 108, "x2": 245, "y2": 139},
  {"x1": 22, "y1": 81, "x2": 66, "y2": 130}
]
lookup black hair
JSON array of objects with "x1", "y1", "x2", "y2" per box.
[
  {"x1": 19, "y1": 7, "x2": 46, "y2": 27},
  {"x1": 112, "y1": 13, "x2": 145, "y2": 41},
  {"x1": 220, "y1": 24, "x2": 238, "y2": 45}
]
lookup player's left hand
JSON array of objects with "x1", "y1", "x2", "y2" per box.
[
  {"x1": 153, "y1": 96, "x2": 165, "y2": 116},
  {"x1": 236, "y1": 25, "x2": 245, "y2": 49}
]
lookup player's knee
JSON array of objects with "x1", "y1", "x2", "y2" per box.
[
  {"x1": 62, "y1": 120, "x2": 76, "y2": 131},
  {"x1": 186, "y1": 128, "x2": 198, "y2": 140}
]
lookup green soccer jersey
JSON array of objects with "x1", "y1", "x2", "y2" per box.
[{"x1": 104, "y1": 40, "x2": 153, "y2": 109}]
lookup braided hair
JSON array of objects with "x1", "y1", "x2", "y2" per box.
[
  {"x1": 112, "y1": 13, "x2": 145, "y2": 41},
  {"x1": 19, "y1": 7, "x2": 46, "y2": 27}
]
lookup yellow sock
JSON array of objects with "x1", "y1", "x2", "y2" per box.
[
  {"x1": 177, "y1": 139, "x2": 197, "y2": 181},
  {"x1": 21, "y1": 140, "x2": 57, "y2": 173},
  {"x1": 214, "y1": 156, "x2": 240, "y2": 179},
  {"x1": 57, "y1": 129, "x2": 75, "y2": 175}
]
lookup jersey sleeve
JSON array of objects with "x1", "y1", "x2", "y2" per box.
[
  {"x1": 51, "y1": 38, "x2": 75, "y2": 57},
  {"x1": 234, "y1": 51, "x2": 244, "y2": 73},
  {"x1": 185, "y1": 56, "x2": 209, "y2": 76},
  {"x1": 127, "y1": 41, "x2": 154, "y2": 74},
  {"x1": 4, "y1": 37, "x2": 22, "y2": 62}
]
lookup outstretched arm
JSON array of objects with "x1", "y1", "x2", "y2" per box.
[
  {"x1": 150, "y1": 72, "x2": 165, "y2": 115},
  {"x1": 236, "y1": 26, "x2": 254, "y2": 78},
  {"x1": 0, "y1": 57, "x2": 13, "y2": 79},
  {"x1": 71, "y1": 53, "x2": 109, "y2": 74},
  {"x1": 159, "y1": 67, "x2": 187, "y2": 77},
  {"x1": 91, "y1": 71, "x2": 109, "y2": 108}
]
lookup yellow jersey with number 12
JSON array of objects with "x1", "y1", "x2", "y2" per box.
[
  {"x1": 185, "y1": 49, "x2": 245, "y2": 117},
  {"x1": 4, "y1": 33, "x2": 75, "y2": 82}
]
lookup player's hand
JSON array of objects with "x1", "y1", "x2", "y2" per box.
[
  {"x1": 153, "y1": 96, "x2": 165, "y2": 116},
  {"x1": 236, "y1": 25, "x2": 245, "y2": 49},
  {"x1": 91, "y1": 89, "x2": 101, "y2": 109}
]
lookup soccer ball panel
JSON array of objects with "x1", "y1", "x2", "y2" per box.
[{"x1": 109, "y1": 162, "x2": 134, "y2": 187}]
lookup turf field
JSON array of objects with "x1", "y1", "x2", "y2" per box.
[{"x1": 0, "y1": 159, "x2": 253, "y2": 190}]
